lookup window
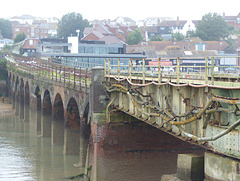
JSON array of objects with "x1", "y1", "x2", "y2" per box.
[
  {"x1": 29, "y1": 40, "x2": 33, "y2": 45},
  {"x1": 15, "y1": 28, "x2": 19, "y2": 32}
]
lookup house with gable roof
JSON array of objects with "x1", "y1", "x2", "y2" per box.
[
  {"x1": 82, "y1": 24, "x2": 130, "y2": 44},
  {"x1": 111, "y1": 16, "x2": 136, "y2": 26},
  {"x1": 223, "y1": 13, "x2": 240, "y2": 30}
]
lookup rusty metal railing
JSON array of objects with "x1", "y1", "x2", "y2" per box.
[
  {"x1": 105, "y1": 56, "x2": 240, "y2": 86},
  {"x1": 6, "y1": 55, "x2": 92, "y2": 93}
]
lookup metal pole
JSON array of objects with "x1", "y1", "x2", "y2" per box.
[
  {"x1": 108, "y1": 59, "x2": 110, "y2": 76},
  {"x1": 56, "y1": 66, "x2": 57, "y2": 82},
  {"x1": 129, "y1": 59, "x2": 132, "y2": 81},
  {"x1": 64, "y1": 66, "x2": 65, "y2": 85},
  {"x1": 211, "y1": 56, "x2": 214, "y2": 85},
  {"x1": 205, "y1": 57, "x2": 208, "y2": 84},
  {"x1": 79, "y1": 68, "x2": 81, "y2": 91},
  {"x1": 74, "y1": 66, "x2": 76, "y2": 89},
  {"x1": 60, "y1": 66, "x2": 61, "y2": 82},
  {"x1": 52, "y1": 65, "x2": 53, "y2": 80},
  {"x1": 118, "y1": 59, "x2": 120, "y2": 79},
  {"x1": 104, "y1": 59, "x2": 107, "y2": 75},
  {"x1": 85, "y1": 68, "x2": 88, "y2": 93},
  {"x1": 158, "y1": 57, "x2": 162, "y2": 83},
  {"x1": 143, "y1": 58, "x2": 145, "y2": 84},
  {"x1": 177, "y1": 57, "x2": 180, "y2": 84}
]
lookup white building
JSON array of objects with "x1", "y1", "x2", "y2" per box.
[{"x1": 0, "y1": 38, "x2": 13, "y2": 50}]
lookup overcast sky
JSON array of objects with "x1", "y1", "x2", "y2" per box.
[{"x1": 1, "y1": 0, "x2": 240, "y2": 21}]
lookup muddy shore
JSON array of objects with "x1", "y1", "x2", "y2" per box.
[{"x1": 0, "y1": 101, "x2": 13, "y2": 116}]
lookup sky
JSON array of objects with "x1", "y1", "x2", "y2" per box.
[{"x1": 1, "y1": 0, "x2": 240, "y2": 21}]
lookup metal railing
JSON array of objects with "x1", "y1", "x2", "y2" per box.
[
  {"x1": 105, "y1": 56, "x2": 240, "y2": 85},
  {"x1": 6, "y1": 55, "x2": 92, "y2": 92}
]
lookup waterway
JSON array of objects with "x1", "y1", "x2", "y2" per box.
[{"x1": 0, "y1": 103, "x2": 204, "y2": 181}]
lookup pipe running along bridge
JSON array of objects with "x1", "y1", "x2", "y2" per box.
[{"x1": 5, "y1": 54, "x2": 240, "y2": 180}]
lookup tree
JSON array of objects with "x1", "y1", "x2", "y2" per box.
[
  {"x1": 0, "y1": 19, "x2": 12, "y2": 39},
  {"x1": 150, "y1": 35, "x2": 163, "y2": 41},
  {"x1": 14, "y1": 32, "x2": 26, "y2": 43},
  {"x1": 127, "y1": 29, "x2": 143, "y2": 45},
  {"x1": 172, "y1": 32, "x2": 184, "y2": 41},
  {"x1": 195, "y1": 13, "x2": 229, "y2": 41},
  {"x1": 58, "y1": 12, "x2": 90, "y2": 39}
]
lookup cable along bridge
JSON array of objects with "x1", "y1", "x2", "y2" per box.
[{"x1": 104, "y1": 56, "x2": 240, "y2": 159}]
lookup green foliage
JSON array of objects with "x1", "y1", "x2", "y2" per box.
[
  {"x1": 150, "y1": 35, "x2": 163, "y2": 41},
  {"x1": 195, "y1": 13, "x2": 230, "y2": 41},
  {"x1": 0, "y1": 19, "x2": 12, "y2": 39},
  {"x1": 186, "y1": 30, "x2": 196, "y2": 38},
  {"x1": 57, "y1": 12, "x2": 91, "y2": 39},
  {"x1": 2, "y1": 44, "x2": 12, "y2": 52},
  {"x1": 172, "y1": 32, "x2": 184, "y2": 41},
  {"x1": 0, "y1": 58, "x2": 8, "y2": 80},
  {"x1": 127, "y1": 29, "x2": 143, "y2": 45},
  {"x1": 14, "y1": 32, "x2": 26, "y2": 43}
]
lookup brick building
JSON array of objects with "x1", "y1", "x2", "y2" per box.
[{"x1": 12, "y1": 24, "x2": 48, "y2": 40}]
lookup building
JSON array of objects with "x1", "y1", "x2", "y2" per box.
[
  {"x1": 12, "y1": 24, "x2": 48, "y2": 39},
  {"x1": 111, "y1": 17, "x2": 136, "y2": 26},
  {"x1": 0, "y1": 38, "x2": 13, "y2": 50},
  {"x1": 38, "y1": 36, "x2": 145, "y2": 68},
  {"x1": 126, "y1": 37, "x2": 239, "y2": 67},
  {"x1": 140, "y1": 18, "x2": 198, "y2": 41},
  {"x1": 223, "y1": 13, "x2": 240, "y2": 30}
]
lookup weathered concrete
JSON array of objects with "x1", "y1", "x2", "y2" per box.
[
  {"x1": 205, "y1": 152, "x2": 240, "y2": 181},
  {"x1": 177, "y1": 154, "x2": 204, "y2": 181}
]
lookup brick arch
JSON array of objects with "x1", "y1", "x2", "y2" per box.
[
  {"x1": 52, "y1": 93, "x2": 64, "y2": 145},
  {"x1": 42, "y1": 89, "x2": 52, "y2": 137},
  {"x1": 64, "y1": 97, "x2": 80, "y2": 155}
]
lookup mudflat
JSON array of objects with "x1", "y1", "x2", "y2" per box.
[{"x1": 0, "y1": 101, "x2": 13, "y2": 116}]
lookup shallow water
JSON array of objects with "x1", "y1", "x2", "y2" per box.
[
  {"x1": 0, "y1": 113, "x2": 205, "y2": 181},
  {"x1": 0, "y1": 116, "x2": 84, "y2": 181}
]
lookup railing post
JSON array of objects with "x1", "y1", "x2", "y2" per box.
[
  {"x1": 211, "y1": 56, "x2": 214, "y2": 85},
  {"x1": 177, "y1": 57, "x2": 180, "y2": 84},
  {"x1": 143, "y1": 58, "x2": 145, "y2": 84},
  {"x1": 56, "y1": 65, "x2": 57, "y2": 82},
  {"x1": 52, "y1": 65, "x2": 53, "y2": 80},
  {"x1": 158, "y1": 57, "x2": 162, "y2": 83},
  {"x1": 85, "y1": 68, "x2": 88, "y2": 93},
  {"x1": 129, "y1": 59, "x2": 132, "y2": 81},
  {"x1": 205, "y1": 57, "x2": 208, "y2": 84},
  {"x1": 74, "y1": 66, "x2": 76, "y2": 89},
  {"x1": 108, "y1": 59, "x2": 110, "y2": 76},
  {"x1": 79, "y1": 68, "x2": 81, "y2": 91},
  {"x1": 60, "y1": 66, "x2": 61, "y2": 82},
  {"x1": 104, "y1": 59, "x2": 107, "y2": 75},
  {"x1": 64, "y1": 66, "x2": 65, "y2": 85},
  {"x1": 69, "y1": 67, "x2": 70, "y2": 84},
  {"x1": 118, "y1": 59, "x2": 120, "y2": 79}
]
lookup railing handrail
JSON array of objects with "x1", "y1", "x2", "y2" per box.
[{"x1": 104, "y1": 56, "x2": 240, "y2": 86}]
